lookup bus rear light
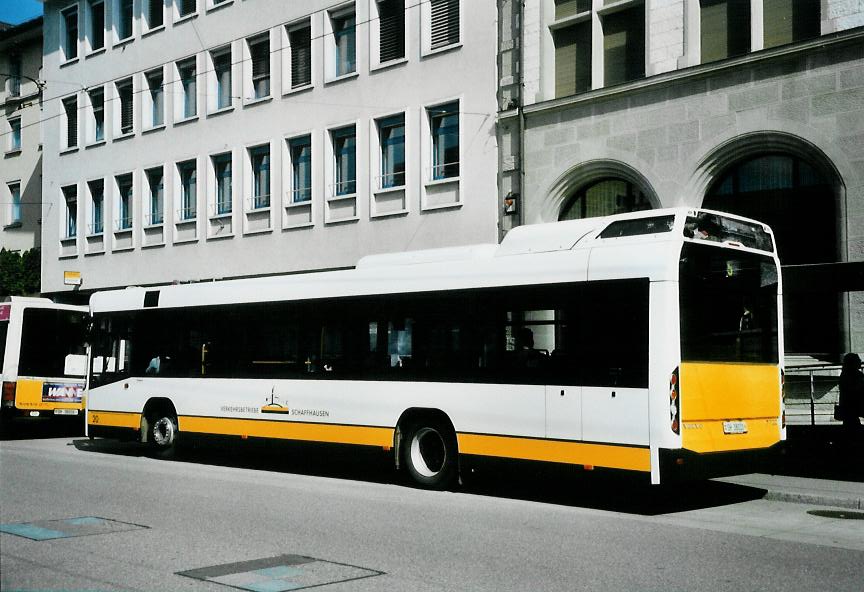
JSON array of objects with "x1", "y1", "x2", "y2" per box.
[
  {"x1": 670, "y1": 368, "x2": 680, "y2": 435},
  {"x1": 2, "y1": 382, "x2": 15, "y2": 407},
  {"x1": 780, "y1": 369, "x2": 786, "y2": 429}
]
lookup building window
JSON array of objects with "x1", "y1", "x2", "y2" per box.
[
  {"x1": 178, "y1": 0, "x2": 196, "y2": 18},
  {"x1": 331, "y1": 9, "x2": 356, "y2": 77},
  {"x1": 146, "y1": 167, "x2": 164, "y2": 225},
  {"x1": 211, "y1": 47, "x2": 232, "y2": 110},
  {"x1": 602, "y1": 6, "x2": 645, "y2": 87},
  {"x1": 116, "y1": 173, "x2": 133, "y2": 230},
  {"x1": 8, "y1": 54, "x2": 21, "y2": 96},
  {"x1": 248, "y1": 35, "x2": 270, "y2": 100},
  {"x1": 289, "y1": 135, "x2": 312, "y2": 203},
  {"x1": 553, "y1": 22, "x2": 591, "y2": 98},
  {"x1": 8, "y1": 118, "x2": 21, "y2": 152},
  {"x1": 376, "y1": 0, "x2": 405, "y2": 64},
  {"x1": 430, "y1": 0, "x2": 459, "y2": 50},
  {"x1": 89, "y1": 87, "x2": 105, "y2": 142},
  {"x1": 63, "y1": 96, "x2": 78, "y2": 149},
  {"x1": 763, "y1": 0, "x2": 820, "y2": 49},
  {"x1": 8, "y1": 182, "x2": 22, "y2": 225},
  {"x1": 378, "y1": 114, "x2": 405, "y2": 188},
  {"x1": 88, "y1": 179, "x2": 104, "y2": 234},
  {"x1": 212, "y1": 153, "x2": 232, "y2": 215},
  {"x1": 559, "y1": 178, "x2": 651, "y2": 221},
  {"x1": 287, "y1": 22, "x2": 312, "y2": 89},
  {"x1": 116, "y1": 0, "x2": 134, "y2": 41},
  {"x1": 63, "y1": 185, "x2": 78, "y2": 238},
  {"x1": 554, "y1": 0, "x2": 590, "y2": 19},
  {"x1": 429, "y1": 102, "x2": 459, "y2": 180},
  {"x1": 145, "y1": 0, "x2": 164, "y2": 30},
  {"x1": 87, "y1": 0, "x2": 105, "y2": 51},
  {"x1": 331, "y1": 126, "x2": 356, "y2": 196},
  {"x1": 700, "y1": 0, "x2": 750, "y2": 63},
  {"x1": 177, "y1": 160, "x2": 197, "y2": 220},
  {"x1": 249, "y1": 145, "x2": 270, "y2": 209},
  {"x1": 145, "y1": 69, "x2": 164, "y2": 128},
  {"x1": 116, "y1": 78, "x2": 134, "y2": 135},
  {"x1": 62, "y1": 5, "x2": 79, "y2": 60},
  {"x1": 177, "y1": 58, "x2": 197, "y2": 119}
]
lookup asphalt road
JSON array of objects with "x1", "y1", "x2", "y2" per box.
[{"x1": 1, "y1": 433, "x2": 862, "y2": 592}]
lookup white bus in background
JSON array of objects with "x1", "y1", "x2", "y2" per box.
[
  {"x1": 86, "y1": 208, "x2": 784, "y2": 486},
  {"x1": 1, "y1": 298, "x2": 89, "y2": 429}
]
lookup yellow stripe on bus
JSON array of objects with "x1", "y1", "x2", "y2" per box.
[
  {"x1": 179, "y1": 416, "x2": 394, "y2": 448},
  {"x1": 88, "y1": 411, "x2": 142, "y2": 429},
  {"x1": 457, "y1": 433, "x2": 651, "y2": 472}
]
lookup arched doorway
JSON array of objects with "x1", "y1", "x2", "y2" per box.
[
  {"x1": 703, "y1": 152, "x2": 841, "y2": 357},
  {"x1": 559, "y1": 178, "x2": 652, "y2": 220}
]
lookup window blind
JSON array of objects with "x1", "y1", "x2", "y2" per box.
[{"x1": 430, "y1": 0, "x2": 459, "y2": 50}]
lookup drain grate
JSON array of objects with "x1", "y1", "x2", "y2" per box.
[
  {"x1": 807, "y1": 509, "x2": 864, "y2": 520},
  {"x1": 0, "y1": 516, "x2": 149, "y2": 541},
  {"x1": 178, "y1": 554, "x2": 384, "y2": 592}
]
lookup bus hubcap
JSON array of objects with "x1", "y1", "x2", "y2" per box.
[
  {"x1": 410, "y1": 427, "x2": 446, "y2": 477},
  {"x1": 153, "y1": 417, "x2": 175, "y2": 447}
]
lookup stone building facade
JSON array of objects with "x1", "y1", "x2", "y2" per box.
[{"x1": 499, "y1": 0, "x2": 864, "y2": 358}]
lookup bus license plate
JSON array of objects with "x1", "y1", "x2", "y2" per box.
[
  {"x1": 723, "y1": 421, "x2": 747, "y2": 435},
  {"x1": 54, "y1": 409, "x2": 79, "y2": 416}
]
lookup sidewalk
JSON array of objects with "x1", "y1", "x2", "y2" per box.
[{"x1": 717, "y1": 425, "x2": 864, "y2": 510}]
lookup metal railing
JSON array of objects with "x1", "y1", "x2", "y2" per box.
[{"x1": 784, "y1": 363, "x2": 842, "y2": 426}]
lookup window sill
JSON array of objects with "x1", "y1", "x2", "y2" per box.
[
  {"x1": 60, "y1": 57, "x2": 79, "y2": 69},
  {"x1": 422, "y1": 201, "x2": 462, "y2": 212},
  {"x1": 4, "y1": 149, "x2": 22, "y2": 157},
  {"x1": 142, "y1": 24, "x2": 165, "y2": 38},
  {"x1": 60, "y1": 236, "x2": 77, "y2": 245},
  {"x1": 244, "y1": 227, "x2": 272, "y2": 236},
  {"x1": 283, "y1": 83, "x2": 313, "y2": 97},
  {"x1": 285, "y1": 199, "x2": 312, "y2": 209},
  {"x1": 206, "y1": 0, "x2": 234, "y2": 13},
  {"x1": 174, "y1": 236, "x2": 198, "y2": 244},
  {"x1": 85, "y1": 139, "x2": 106, "y2": 149},
  {"x1": 142, "y1": 241, "x2": 165, "y2": 249},
  {"x1": 424, "y1": 176, "x2": 459, "y2": 188},
  {"x1": 144, "y1": 222, "x2": 164, "y2": 230},
  {"x1": 209, "y1": 212, "x2": 233, "y2": 221},
  {"x1": 246, "y1": 205, "x2": 271, "y2": 214},
  {"x1": 60, "y1": 146, "x2": 79, "y2": 155},
  {"x1": 243, "y1": 95, "x2": 273, "y2": 108},
  {"x1": 374, "y1": 184, "x2": 406, "y2": 195},
  {"x1": 174, "y1": 115, "x2": 199, "y2": 127},
  {"x1": 327, "y1": 193, "x2": 357, "y2": 203},
  {"x1": 86, "y1": 231, "x2": 104, "y2": 238},
  {"x1": 85, "y1": 47, "x2": 106, "y2": 59},
  {"x1": 324, "y1": 216, "x2": 359, "y2": 226},
  {"x1": 206, "y1": 231, "x2": 235, "y2": 241},
  {"x1": 283, "y1": 221, "x2": 314, "y2": 230},
  {"x1": 112, "y1": 245, "x2": 135, "y2": 253},
  {"x1": 422, "y1": 42, "x2": 462, "y2": 59},
  {"x1": 142, "y1": 124, "x2": 166, "y2": 135},
  {"x1": 113, "y1": 37, "x2": 134, "y2": 50},
  {"x1": 549, "y1": 12, "x2": 591, "y2": 31},
  {"x1": 176, "y1": 217, "x2": 197, "y2": 226},
  {"x1": 114, "y1": 228, "x2": 134, "y2": 235},
  {"x1": 113, "y1": 132, "x2": 135, "y2": 142},
  {"x1": 207, "y1": 105, "x2": 235, "y2": 118},
  {"x1": 371, "y1": 208, "x2": 409, "y2": 219},
  {"x1": 3, "y1": 222, "x2": 23, "y2": 230},
  {"x1": 84, "y1": 249, "x2": 105, "y2": 257},
  {"x1": 324, "y1": 71, "x2": 359, "y2": 86},
  {"x1": 174, "y1": 13, "x2": 199, "y2": 26},
  {"x1": 370, "y1": 57, "x2": 408, "y2": 73}
]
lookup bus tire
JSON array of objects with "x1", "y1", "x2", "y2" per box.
[
  {"x1": 401, "y1": 418, "x2": 457, "y2": 490},
  {"x1": 149, "y1": 413, "x2": 178, "y2": 451}
]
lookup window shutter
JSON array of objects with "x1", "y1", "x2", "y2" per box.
[
  {"x1": 290, "y1": 26, "x2": 311, "y2": 87},
  {"x1": 430, "y1": 0, "x2": 459, "y2": 50},
  {"x1": 180, "y1": 0, "x2": 196, "y2": 16},
  {"x1": 251, "y1": 39, "x2": 269, "y2": 78},
  {"x1": 65, "y1": 99, "x2": 78, "y2": 147},
  {"x1": 149, "y1": 0, "x2": 163, "y2": 28},
  {"x1": 379, "y1": 0, "x2": 405, "y2": 62},
  {"x1": 119, "y1": 83, "x2": 133, "y2": 134},
  {"x1": 554, "y1": 0, "x2": 589, "y2": 20},
  {"x1": 554, "y1": 22, "x2": 590, "y2": 98}
]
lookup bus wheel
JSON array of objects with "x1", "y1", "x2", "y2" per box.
[
  {"x1": 401, "y1": 419, "x2": 457, "y2": 489},
  {"x1": 150, "y1": 414, "x2": 177, "y2": 450}
]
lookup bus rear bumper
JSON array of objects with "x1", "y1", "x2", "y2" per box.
[{"x1": 659, "y1": 443, "x2": 784, "y2": 482}]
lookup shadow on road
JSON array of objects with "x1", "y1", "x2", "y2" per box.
[{"x1": 69, "y1": 435, "x2": 767, "y2": 516}]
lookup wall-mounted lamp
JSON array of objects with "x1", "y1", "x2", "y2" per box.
[{"x1": 503, "y1": 192, "x2": 519, "y2": 215}]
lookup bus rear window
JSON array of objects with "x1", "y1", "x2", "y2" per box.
[
  {"x1": 18, "y1": 309, "x2": 89, "y2": 378},
  {"x1": 599, "y1": 215, "x2": 675, "y2": 239},
  {"x1": 679, "y1": 243, "x2": 779, "y2": 364},
  {"x1": 683, "y1": 213, "x2": 774, "y2": 252}
]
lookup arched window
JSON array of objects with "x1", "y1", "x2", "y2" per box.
[
  {"x1": 559, "y1": 178, "x2": 651, "y2": 221},
  {"x1": 703, "y1": 152, "x2": 839, "y2": 357},
  {"x1": 704, "y1": 153, "x2": 836, "y2": 265}
]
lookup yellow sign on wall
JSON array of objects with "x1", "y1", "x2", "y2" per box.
[{"x1": 63, "y1": 271, "x2": 82, "y2": 286}]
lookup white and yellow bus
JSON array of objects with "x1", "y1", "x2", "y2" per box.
[
  {"x1": 86, "y1": 208, "x2": 784, "y2": 486},
  {"x1": 1, "y1": 298, "x2": 89, "y2": 428}
]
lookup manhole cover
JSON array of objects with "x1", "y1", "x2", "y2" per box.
[
  {"x1": 807, "y1": 509, "x2": 864, "y2": 520},
  {"x1": 178, "y1": 554, "x2": 384, "y2": 591},
  {"x1": 0, "y1": 516, "x2": 148, "y2": 540}
]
